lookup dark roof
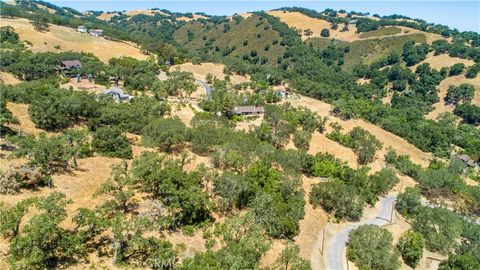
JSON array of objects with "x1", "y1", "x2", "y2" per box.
[
  {"x1": 457, "y1": 154, "x2": 476, "y2": 166},
  {"x1": 232, "y1": 106, "x2": 264, "y2": 114},
  {"x1": 105, "y1": 87, "x2": 132, "y2": 100},
  {"x1": 61, "y1": 60, "x2": 82, "y2": 69}
]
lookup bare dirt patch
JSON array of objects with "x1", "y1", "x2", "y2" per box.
[
  {"x1": 60, "y1": 78, "x2": 107, "y2": 94},
  {"x1": 0, "y1": 71, "x2": 21, "y2": 85},
  {"x1": 171, "y1": 62, "x2": 250, "y2": 84},
  {"x1": 0, "y1": 18, "x2": 147, "y2": 62}
]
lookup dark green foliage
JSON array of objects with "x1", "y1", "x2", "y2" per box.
[
  {"x1": 131, "y1": 152, "x2": 210, "y2": 226},
  {"x1": 179, "y1": 213, "x2": 270, "y2": 270},
  {"x1": 29, "y1": 89, "x2": 98, "y2": 131},
  {"x1": 439, "y1": 254, "x2": 480, "y2": 270},
  {"x1": 412, "y1": 207, "x2": 463, "y2": 255},
  {"x1": 347, "y1": 225, "x2": 400, "y2": 270},
  {"x1": 320, "y1": 28, "x2": 330, "y2": 37},
  {"x1": 449, "y1": 63, "x2": 465, "y2": 76},
  {"x1": 402, "y1": 41, "x2": 429, "y2": 66},
  {"x1": 310, "y1": 180, "x2": 364, "y2": 221},
  {"x1": 0, "y1": 26, "x2": 20, "y2": 44},
  {"x1": 92, "y1": 126, "x2": 132, "y2": 159},
  {"x1": 141, "y1": 118, "x2": 189, "y2": 152},
  {"x1": 395, "y1": 187, "x2": 422, "y2": 218},
  {"x1": 88, "y1": 97, "x2": 170, "y2": 133},
  {"x1": 107, "y1": 57, "x2": 160, "y2": 91},
  {"x1": 445, "y1": 84, "x2": 475, "y2": 105},
  {"x1": 8, "y1": 192, "x2": 86, "y2": 269},
  {"x1": 397, "y1": 230, "x2": 425, "y2": 268},
  {"x1": 465, "y1": 64, "x2": 480, "y2": 78},
  {"x1": 454, "y1": 104, "x2": 480, "y2": 125},
  {"x1": 355, "y1": 18, "x2": 380, "y2": 33}
]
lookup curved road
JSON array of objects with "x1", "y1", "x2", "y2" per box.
[
  {"x1": 325, "y1": 195, "x2": 396, "y2": 270},
  {"x1": 196, "y1": 79, "x2": 212, "y2": 97}
]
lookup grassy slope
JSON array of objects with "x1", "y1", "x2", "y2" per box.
[
  {"x1": 174, "y1": 14, "x2": 286, "y2": 63},
  {"x1": 308, "y1": 33, "x2": 427, "y2": 70},
  {"x1": 359, "y1": 26, "x2": 402, "y2": 38},
  {"x1": 0, "y1": 18, "x2": 147, "y2": 62}
]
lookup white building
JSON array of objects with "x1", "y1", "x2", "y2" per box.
[
  {"x1": 77, "y1": 25, "x2": 87, "y2": 33},
  {"x1": 89, "y1": 29, "x2": 103, "y2": 37}
]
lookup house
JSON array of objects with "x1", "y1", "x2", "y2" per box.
[
  {"x1": 231, "y1": 106, "x2": 265, "y2": 116},
  {"x1": 77, "y1": 25, "x2": 87, "y2": 33},
  {"x1": 274, "y1": 89, "x2": 289, "y2": 99},
  {"x1": 104, "y1": 87, "x2": 133, "y2": 102},
  {"x1": 455, "y1": 154, "x2": 478, "y2": 167},
  {"x1": 348, "y1": 19, "x2": 358, "y2": 24},
  {"x1": 89, "y1": 29, "x2": 103, "y2": 37},
  {"x1": 60, "y1": 60, "x2": 82, "y2": 70}
]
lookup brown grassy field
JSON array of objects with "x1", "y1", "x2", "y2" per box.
[
  {"x1": 287, "y1": 95, "x2": 433, "y2": 167},
  {"x1": 426, "y1": 74, "x2": 480, "y2": 120},
  {"x1": 176, "y1": 14, "x2": 207, "y2": 21},
  {"x1": 267, "y1": 11, "x2": 360, "y2": 42},
  {"x1": 0, "y1": 71, "x2": 21, "y2": 85},
  {"x1": 171, "y1": 62, "x2": 250, "y2": 84},
  {"x1": 412, "y1": 52, "x2": 475, "y2": 72},
  {"x1": 0, "y1": 18, "x2": 147, "y2": 62}
]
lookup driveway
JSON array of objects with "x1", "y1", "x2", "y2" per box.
[{"x1": 325, "y1": 195, "x2": 396, "y2": 270}]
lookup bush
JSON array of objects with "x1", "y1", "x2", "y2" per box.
[
  {"x1": 141, "y1": 118, "x2": 189, "y2": 152},
  {"x1": 396, "y1": 187, "x2": 422, "y2": 218},
  {"x1": 397, "y1": 230, "x2": 425, "y2": 268},
  {"x1": 445, "y1": 84, "x2": 475, "y2": 105},
  {"x1": 449, "y1": 63, "x2": 465, "y2": 76},
  {"x1": 320, "y1": 28, "x2": 330, "y2": 37},
  {"x1": 310, "y1": 180, "x2": 364, "y2": 221},
  {"x1": 347, "y1": 224, "x2": 400, "y2": 270},
  {"x1": 454, "y1": 104, "x2": 480, "y2": 125},
  {"x1": 92, "y1": 126, "x2": 132, "y2": 159}
]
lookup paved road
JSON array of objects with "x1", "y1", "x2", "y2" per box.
[
  {"x1": 196, "y1": 79, "x2": 212, "y2": 97},
  {"x1": 325, "y1": 195, "x2": 396, "y2": 270}
]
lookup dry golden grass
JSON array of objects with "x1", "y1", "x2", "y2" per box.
[
  {"x1": 287, "y1": 95, "x2": 433, "y2": 167},
  {"x1": 0, "y1": 18, "x2": 147, "y2": 62},
  {"x1": 171, "y1": 62, "x2": 250, "y2": 84},
  {"x1": 96, "y1": 12, "x2": 117, "y2": 21},
  {"x1": 0, "y1": 71, "x2": 21, "y2": 85},
  {"x1": 60, "y1": 78, "x2": 107, "y2": 94},
  {"x1": 6, "y1": 102, "x2": 55, "y2": 137},
  {"x1": 124, "y1": 9, "x2": 168, "y2": 17},
  {"x1": 267, "y1": 11, "x2": 360, "y2": 42},
  {"x1": 413, "y1": 52, "x2": 475, "y2": 71},
  {"x1": 426, "y1": 75, "x2": 480, "y2": 120},
  {"x1": 176, "y1": 14, "x2": 207, "y2": 22}
]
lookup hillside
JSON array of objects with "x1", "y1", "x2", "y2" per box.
[
  {"x1": 0, "y1": 18, "x2": 147, "y2": 62},
  {"x1": 1, "y1": 2, "x2": 479, "y2": 270}
]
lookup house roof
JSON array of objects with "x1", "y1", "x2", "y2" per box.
[
  {"x1": 457, "y1": 154, "x2": 476, "y2": 166},
  {"x1": 105, "y1": 87, "x2": 131, "y2": 99},
  {"x1": 61, "y1": 60, "x2": 82, "y2": 69},
  {"x1": 232, "y1": 106, "x2": 265, "y2": 114}
]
